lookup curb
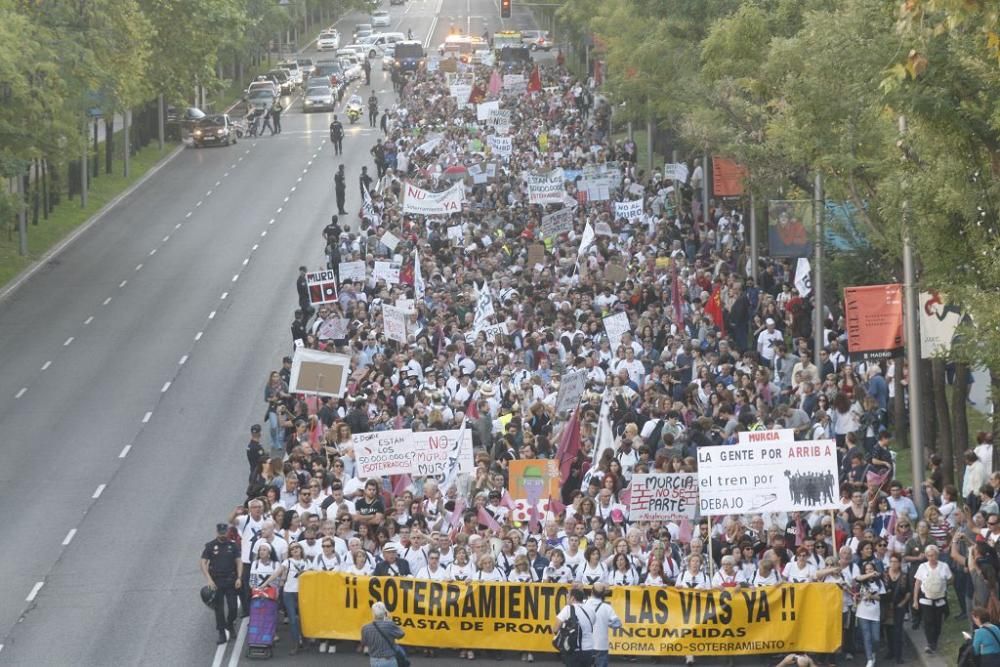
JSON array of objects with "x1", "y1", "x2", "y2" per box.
[
  {"x1": 903, "y1": 620, "x2": 950, "y2": 667},
  {"x1": 0, "y1": 144, "x2": 186, "y2": 305}
]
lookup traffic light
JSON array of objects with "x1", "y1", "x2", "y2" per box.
[{"x1": 501, "y1": 0, "x2": 511, "y2": 18}]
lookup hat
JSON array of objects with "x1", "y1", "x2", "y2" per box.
[
  {"x1": 765, "y1": 317, "x2": 775, "y2": 326},
  {"x1": 250, "y1": 424, "x2": 262, "y2": 434},
  {"x1": 479, "y1": 383, "x2": 496, "y2": 398},
  {"x1": 216, "y1": 523, "x2": 229, "y2": 534},
  {"x1": 383, "y1": 543, "x2": 398, "y2": 553},
  {"x1": 282, "y1": 356, "x2": 292, "y2": 364}
]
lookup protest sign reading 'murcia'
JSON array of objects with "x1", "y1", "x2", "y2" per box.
[
  {"x1": 697, "y1": 440, "x2": 840, "y2": 516},
  {"x1": 628, "y1": 473, "x2": 699, "y2": 522}
]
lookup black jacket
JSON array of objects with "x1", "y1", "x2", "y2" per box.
[{"x1": 373, "y1": 558, "x2": 410, "y2": 577}]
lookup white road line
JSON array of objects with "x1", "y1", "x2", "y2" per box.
[
  {"x1": 92, "y1": 484, "x2": 106, "y2": 499},
  {"x1": 209, "y1": 310, "x2": 216, "y2": 320},
  {"x1": 215, "y1": 181, "x2": 221, "y2": 187},
  {"x1": 161, "y1": 381, "x2": 171, "y2": 393},
  {"x1": 62, "y1": 529, "x2": 77, "y2": 545},
  {"x1": 84, "y1": 316, "x2": 94, "y2": 325},
  {"x1": 103, "y1": 297, "x2": 112, "y2": 305},
  {"x1": 206, "y1": 190, "x2": 213, "y2": 196},
  {"x1": 268, "y1": 219, "x2": 274, "y2": 225},
  {"x1": 297, "y1": 176, "x2": 303, "y2": 182},
  {"x1": 179, "y1": 355, "x2": 188, "y2": 365},
  {"x1": 119, "y1": 444, "x2": 131, "y2": 458},
  {"x1": 119, "y1": 280, "x2": 127, "y2": 288},
  {"x1": 149, "y1": 248, "x2": 156, "y2": 256},
  {"x1": 242, "y1": 258, "x2": 249, "y2": 266},
  {"x1": 224, "y1": 172, "x2": 229, "y2": 177},
  {"x1": 276, "y1": 207, "x2": 283, "y2": 213},
  {"x1": 175, "y1": 223, "x2": 182, "y2": 229},
  {"x1": 312, "y1": 154, "x2": 318, "y2": 159},
  {"x1": 238, "y1": 157, "x2": 244, "y2": 162},
  {"x1": 63, "y1": 337, "x2": 74, "y2": 346},
  {"x1": 307, "y1": 160, "x2": 313, "y2": 166},
  {"x1": 196, "y1": 200, "x2": 203, "y2": 207},
  {"x1": 163, "y1": 235, "x2": 170, "y2": 243},
  {"x1": 221, "y1": 292, "x2": 228, "y2": 300},
  {"x1": 135, "y1": 263, "x2": 143, "y2": 272},
  {"x1": 283, "y1": 196, "x2": 290, "y2": 203},
  {"x1": 210, "y1": 642, "x2": 226, "y2": 667},
  {"x1": 41, "y1": 361, "x2": 51, "y2": 371},
  {"x1": 25, "y1": 582, "x2": 43, "y2": 602},
  {"x1": 227, "y1": 617, "x2": 250, "y2": 667},
  {"x1": 232, "y1": 274, "x2": 239, "y2": 282},
  {"x1": 303, "y1": 168, "x2": 308, "y2": 174},
  {"x1": 185, "y1": 212, "x2": 192, "y2": 218},
  {"x1": 15, "y1": 387, "x2": 27, "y2": 399},
  {"x1": 142, "y1": 411, "x2": 152, "y2": 423},
  {"x1": 195, "y1": 331, "x2": 203, "y2": 341},
  {"x1": 261, "y1": 231, "x2": 267, "y2": 237},
  {"x1": 244, "y1": 149, "x2": 250, "y2": 154},
  {"x1": 252, "y1": 244, "x2": 259, "y2": 251},
  {"x1": 291, "y1": 186, "x2": 297, "y2": 192}
]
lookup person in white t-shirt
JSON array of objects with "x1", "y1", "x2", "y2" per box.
[
  {"x1": 912, "y1": 544, "x2": 953, "y2": 654},
  {"x1": 782, "y1": 548, "x2": 817, "y2": 583},
  {"x1": 585, "y1": 583, "x2": 622, "y2": 667},
  {"x1": 232, "y1": 500, "x2": 265, "y2": 614},
  {"x1": 854, "y1": 561, "x2": 886, "y2": 667},
  {"x1": 711, "y1": 555, "x2": 748, "y2": 589},
  {"x1": 757, "y1": 318, "x2": 783, "y2": 363},
  {"x1": 248, "y1": 542, "x2": 279, "y2": 590},
  {"x1": 554, "y1": 589, "x2": 595, "y2": 661},
  {"x1": 416, "y1": 549, "x2": 449, "y2": 581}
]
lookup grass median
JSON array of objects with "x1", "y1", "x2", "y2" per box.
[{"x1": 0, "y1": 141, "x2": 179, "y2": 290}]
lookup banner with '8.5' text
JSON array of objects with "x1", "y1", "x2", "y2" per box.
[{"x1": 299, "y1": 573, "x2": 842, "y2": 656}]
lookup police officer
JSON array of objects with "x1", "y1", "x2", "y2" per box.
[
  {"x1": 335, "y1": 165, "x2": 347, "y2": 215},
  {"x1": 329, "y1": 115, "x2": 344, "y2": 155},
  {"x1": 367, "y1": 91, "x2": 379, "y2": 128},
  {"x1": 246, "y1": 424, "x2": 265, "y2": 475},
  {"x1": 200, "y1": 523, "x2": 242, "y2": 644},
  {"x1": 296, "y1": 265, "x2": 314, "y2": 318},
  {"x1": 271, "y1": 99, "x2": 283, "y2": 134},
  {"x1": 359, "y1": 165, "x2": 373, "y2": 199},
  {"x1": 363, "y1": 57, "x2": 372, "y2": 85},
  {"x1": 261, "y1": 104, "x2": 274, "y2": 135}
]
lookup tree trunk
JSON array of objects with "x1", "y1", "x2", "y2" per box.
[
  {"x1": 105, "y1": 116, "x2": 114, "y2": 175},
  {"x1": 931, "y1": 359, "x2": 955, "y2": 485},
  {"x1": 951, "y1": 362, "x2": 971, "y2": 463},
  {"x1": 31, "y1": 159, "x2": 39, "y2": 225},
  {"x1": 920, "y1": 358, "x2": 936, "y2": 452},
  {"x1": 41, "y1": 158, "x2": 49, "y2": 219},
  {"x1": 892, "y1": 359, "x2": 906, "y2": 446}
]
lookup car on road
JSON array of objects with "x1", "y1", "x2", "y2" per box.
[
  {"x1": 359, "y1": 32, "x2": 406, "y2": 58},
  {"x1": 389, "y1": 0, "x2": 405, "y2": 5},
  {"x1": 438, "y1": 35, "x2": 489, "y2": 63},
  {"x1": 520, "y1": 29, "x2": 553, "y2": 51},
  {"x1": 382, "y1": 43, "x2": 396, "y2": 70},
  {"x1": 392, "y1": 40, "x2": 425, "y2": 72},
  {"x1": 247, "y1": 79, "x2": 279, "y2": 98},
  {"x1": 313, "y1": 59, "x2": 347, "y2": 87},
  {"x1": 353, "y1": 23, "x2": 373, "y2": 40},
  {"x1": 371, "y1": 10, "x2": 391, "y2": 27},
  {"x1": 303, "y1": 85, "x2": 337, "y2": 112},
  {"x1": 339, "y1": 53, "x2": 364, "y2": 81},
  {"x1": 267, "y1": 68, "x2": 294, "y2": 94},
  {"x1": 317, "y1": 30, "x2": 341, "y2": 51},
  {"x1": 297, "y1": 57, "x2": 315, "y2": 79},
  {"x1": 192, "y1": 114, "x2": 238, "y2": 147},
  {"x1": 278, "y1": 61, "x2": 303, "y2": 84},
  {"x1": 165, "y1": 106, "x2": 205, "y2": 140},
  {"x1": 246, "y1": 88, "x2": 277, "y2": 112}
]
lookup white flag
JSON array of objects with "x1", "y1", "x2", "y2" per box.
[
  {"x1": 473, "y1": 281, "x2": 495, "y2": 332},
  {"x1": 582, "y1": 392, "x2": 615, "y2": 487},
  {"x1": 361, "y1": 183, "x2": 376, "y2": 220},
  {"x1": 441, "y1": 416, "x2": 468, "y2": 494},
  {"x1": 578, "y1": 221, "x2": 595, "y2": 258},
  {"x1": 794, "y1": 257, "x2": 812, "y2": 297},
  {"x1": 414, "y1": 252, "x2": 425, "y2": 300}
]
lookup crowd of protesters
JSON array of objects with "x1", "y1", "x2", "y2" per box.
[{"x1": 207, "y1": 51, "x2": 1000, "y2": 667}]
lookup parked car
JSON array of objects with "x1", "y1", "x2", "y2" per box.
[
  {"x1": 278, "y1": 61, "x2": 302, "y2": 84},
  {"x1": 520, "y1": 30, "x2": 553, "y2": 51},
  {"x1": 247, "y1": 79, "x2": 278, "y2": 98},
  {"x1": 353, "y1": 23, "x2": 373, "y2": 40},
  {"x1": 317, "y1": 30, "x2": 341, "y2": 51},
  {"x1": 371, "y1": 10, "x2": 391, "y2": 27},
  {"x1": 165, "y1": 106, "x2": 205, "y2": 140},
  {"x1": 267, "y1": 69, "x2": 294, "y2": 94},
  {"x1": 297, "y1": 57, "x2": 315, "y2": 79},
  {"x1": 192, "y1": 114, "x2": 238, "y2": 147},
  {"x1": 303, "y1": 85, "x2": 337, "y2": 112}
]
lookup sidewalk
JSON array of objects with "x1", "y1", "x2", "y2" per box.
[{"x1": 904, "y1": 622, "x2": 951, "y2": 667}]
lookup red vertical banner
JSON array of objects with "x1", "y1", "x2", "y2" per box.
[
  {"x1": 711, "y1": 157, "x2": 748, "y2": 197},
  {"x1": 844, "y1": 284, "x2": 905, "y2": 361}
]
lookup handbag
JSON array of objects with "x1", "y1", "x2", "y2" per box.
[{"x1": 372, "y1": 620, "x2": 410, "y2": 667}]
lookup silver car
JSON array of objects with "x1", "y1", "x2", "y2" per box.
[{"x1": 303, "y1": 85, "x2": 336, "y2": 112}]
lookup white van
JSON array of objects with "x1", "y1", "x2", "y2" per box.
[{"x1": 357, "y1": 32, "x2": 406, "y2": 58}]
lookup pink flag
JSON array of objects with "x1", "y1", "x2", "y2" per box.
[
  {"x1": 392, "y1": 474, "x2": 412, "y2": 497},
  {"x1": 448, "y1": 496, "x2": 467, "y2": 529},
  {"x1": 528, "y1": 501, "x2": 540, "y2": 534},
  {"x1": 619, "y1": 485, "x2": 632, "y2": 507},
  {"x1": 547, "y1": 495, "x2": 566, "y2": 516},
  {"x1": 477, "y1": 506, "x2": 501, "y2": 533},
  {"x1": 554, "y1": 408, "x2": 582, "y2": 484},
  {"x1": 677, "y1": 517, "x2": 693, "y2": 544},
  {"x1": 886, "y1": 510, "x2": 897, "y2": 538},
  {"x1": 488, "y1": 69, "x2": 502, "y2": 96},
  {"x1": 500, "y1": 487, "x2": 516, "y2": 510}
]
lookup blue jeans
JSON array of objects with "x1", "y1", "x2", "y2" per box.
[
  {"x1": 594, "y1": 650, "x2": 609, "y2": 667},
  {"x1": 370, "y1": 659, "x2": 396, "y2": 667},
  {"x1": 283, "y1": 591, "x2": 301, "y2": 646},
  {"x1": 267, "y1": 411, "x2": 280, "y2": 450},
  {"x1": 858, "y1": 617, "x2": 879, "y2": 660}
]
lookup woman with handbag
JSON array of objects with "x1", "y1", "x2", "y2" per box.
[
  {"x1": 361, "y1": 601, "x2": 407, "y2": 667},
  {"x1": 971, "y1": 606, "x2": 1000, "y2": 667}
]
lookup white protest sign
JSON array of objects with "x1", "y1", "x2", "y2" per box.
[
  {"x1": 614, "y1": 199, "x2": 644, "y2": 222},
  {"x1": 468, "y1": 163, "x2": 487, "y2": 184},
  {"x1": 338, "y1": 260, "x2": 366, "y2": 283},
  {"x1": 380, "y1": 230, "x2": 401, "y2": 251},
  {"x1": 353, "y1": 430, "x2": 413, "y2": 477},
  {"x1": 488, "y1": 135, "x2": 512, "y2": 158},
  {"x1": 288, "y1": 348, "x2": 351, "y2": 397},
  {"x1": 318, "y1": 317, "x2": 349, "y2": 341},
  {"x1": 382, "y1": 304, "x2": 407, "y2": 343},
  {"x1": 465, "y1": 321, "x2": 509, "y2": 343},
  {"x1": 477, "y1": 101, "x2": 500, "y2": 121},
  {"x1": 585, "y1": 179, "x2": 611, "y2": 201},
  {"x1": 408, "y1": 429, "x2": 474, "y2": 477},
  {"x1": 664, "y1": 162, "x2": 689, "y2": 183},
  {"x1": 554, "y1": 369, "x2": 589, "y2": 413},
  {"x1": 416, "y1": 133, "x2": 443, "y2": 155},
  {"x1": 426, "y1": 56, "x2": 440, "y2": 72},
  {"x1": 447, "y1": 225, "x2": 464, "y2": 242},
  {"x1": 697, "y1": 439, "x2": 840, "y2": 516},
  {"x1": 473, "y1": 282, "x2": 495, "y2": 331},
  {"x1": 402, "y1": 181, "x2": 465, "y2": 216},
  {"x1": 603, "y1": 311, "x2": 631, "y2": 352},
  {"x1": 373, "y1": 260, "x2": 401, "y2": 284},
  {"x1": 527, "y1": 174, "x2": 565, "y2": 205},
  {"x1": 628, "y1": 473, "x2": 699, "y2": 522},
  {"x1": 794, "y1": 258, "x2": 812, "y2": 298},
  {"x1": 540, "y1": 207, "x2": 574, "y2": 240},
  {"x1": 450, "y1": 83, "x2": 472, "y2": 108},
  {"x1": 737, "y1": 429, "x2": 796, "y2": 445},
  {"x1": 396, "y1": 298, "x2": 416, "y2": 314},
  {"x1": 595, "y1": 222, "x2": 614, "y2": 237},
  {"x1": 503, "y1": 74, "x2": 526, "y2": 93},
  {"x1": 305, "y1": 270, "x2": 339, "y2": 305}
]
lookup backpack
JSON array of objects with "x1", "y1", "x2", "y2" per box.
[
  {"x1": 553, "y1": 604, "x2": 592, "y2": 653},
  {"x1": 921, "y1": 566, "x2": 946, "y2": 600}
]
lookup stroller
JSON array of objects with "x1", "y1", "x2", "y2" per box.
[{"x1": 246, "y1": 586, "x2": 279, "y2": 659}]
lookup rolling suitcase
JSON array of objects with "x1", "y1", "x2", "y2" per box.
[{"x1": 246, "y1": 588, "x2": 279, "y2": 659}]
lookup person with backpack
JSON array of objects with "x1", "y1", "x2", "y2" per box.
[
  {"x1": 971, "y1": 606, "x2": 1000, "y2": 667},
  {"x1": 553, "y1": 588, "x2": 595, "y2": 667},
  {"x1": 586, "y1": 583, "x2": 623, "y2": 667},
  {"x1": 361, "y1": 601, "x2": 406, "y2": 667},
  {"x1": 912, "y1": 544, "x2": 953, "y2": 654}
]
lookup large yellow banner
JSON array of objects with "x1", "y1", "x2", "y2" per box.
[{"x1": 299, "y1": 573, "x2": 842, "y2": 656}]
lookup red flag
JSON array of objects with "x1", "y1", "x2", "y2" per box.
[
  {"x1": 619, "y1": 485, "x2": 632, "y2": 507},
  {"x1": 469, "y1": 83, "x2": 485, "y2": 104},
  {"x1": 677, "y1": 517, "x2": 693, "y2": 543},
  {"x1": 466, "y1": 395, "x2": 480, "y2": 420},
  {"x1": 554, "y1": 408, "x2": 582, "y2": 484},
  {"x1": 547, "y1": 496, "x2": 566, "y2": 516},
  {"x1": 705, "y1": 284, "x2": 726, "y2": 335},
  {"x1": 392, "y1": 473, "x2": 412, "y2": 497},
  {"x1": 500, "y1": 487, "x2": 516, "y2": 510},
  {"x1": 527, "y1": 64, "x2": 542, "y2": 93},
  {"x1": 477, "y1": 506, "x2": 501, "y2": 532}
]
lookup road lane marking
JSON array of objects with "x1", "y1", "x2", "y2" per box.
[
  {"x1": 224, "y1": 172, "x2": 229, "y2": 177},
  {"x1": 26, "y1": 582, "x2": 43, "y2": 602},
  {"x1": 15, "y1": 387, "x2": 26, "y2": 399},
  {"x1": 209, "y1": 311, "x2": 216, "y2": 319},
  {"x1": 221, "y1": 292, "x2": 228, "y2": 300},
  {"x1": 261, "y1": 231, "x2": 267, "y2": 237},
  {"x1": 196, "y1": 200, "x2": 202, "y2": 207},
  {"x1": 142, "y1": 411, "x2": 152, "y2": 423},
  {"x1": 119, "y1": 444, "x2": 131, "y2": 458},
  {"x1": 92, "y1": 484, "x2": 106, "y2": 499},
  {"x1": 195, "y1": 331, "x2": 203, "y2": 341},
  {"x1": 161, "y1": 381, "x2": 171, "y2": 393},
  {"x1": 119, "y1": 280, "x2": 127, "y2": 288},
  {"x1": 62, "y1": 529, "x2": 77, "y2": 545},
  {"x1": 63, "y1": 337, "x2": 74, "y2": 346},
  {"x1": 290, "y1": 186, "x2": 297, "y2": 192},
  {"x1": 215, "y1": 181, "x2": 221, "y2": 187},
  {"x1": 284, "y1": 196, "x2": 290, "y2": 202},
  {"x1": 175, "y1": 223, "x2": 182, "y2": 229},
  {"x1": 206, "y1": 190, "x2": 213, "y2": 196},
  {"x1": 276, "y1": 207, "x2": 283, "y2": 213},
  {"x1": 84, "y1": 316, "x2": 94, "y2": 325},
  {"x1": 179, "y1": 355, "x2": 188, "y2": 365},
  {"x1": 297, "y1": 177, "x2": 302, "y2": 182},
  {"x1": 210, "y1": 642, "x2": 226, "y2": 667},
  {"x1": 103, "y1": 297, "x2": 112, "y2": 305},
  {"x1": 41, "y1": 361, "x2": 51, "y2": 371},
  {"x1": 163, "y1": 235, "x2": 170, "y2": 243},
  {"x1": 232, "y1": 274, "x2": 239, "y2": 282},
  {"x1": 149, "y1": 248, "x2": 156, "y2": 256},
  {"x1": 186, "y1": 212, "x2": 192, "y2": 218},
  {"x1": 242, "y1": 258, "x2": 249, "y2": 266},
  {"x1": 227, "y1": 617, "x2": 250, "y2": 667},
  {"x1": 135, "y1": 264, "x2": 143, "y2": 272},
  {"x1": 252, "y1": 244, "x2": 258, "y2": 251}
]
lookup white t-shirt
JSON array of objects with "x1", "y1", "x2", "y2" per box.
[
  {"x1": 475, "y1": 567, "x2": 504, "y2": 582},
  {"x1": 238, "y1": 515, "x2": 266, "y2": 563},
  {"x1": 249, "y1": 559, "x2": 279, "y2": 589},
  {"x1": 314, "y1": 552, "x2": 341, "y2": 572},
  {"x1": 677, "y1": 571, "x2": 710, "y2": 589},
  {"x1": 584, "y1": 597, "x2": 622, "y2": 652},
  {"x1": 447, "y1": 561, "x2": 477, "y2": 582},
  {"x1": 579, "y1": 562, "x2": 608, "y2": 585},
  {"x1": 712, "y1": 569, "x2": 748, "y2": 589},
  {"x1": 556, "y1": 603, "x2": 596, "y2": 652},
  {"x1": 781, "y1": 561, "x2": 816, "y2": 583},
  {"x1": 915, "y1": 561, "x2": 953, "y2": 606},
  {"x1": 282, "y1": 558, "x2": 310, "y2": 593},
  {"x1": 417, "y1": 565, "x2": 449, "y2": 581},
  {"x1": 856, "y1": 579, "x2": 886, "y2": 621},
  {"x1": 543, "y1": 564, "x2": 574, "y2": 584}
]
